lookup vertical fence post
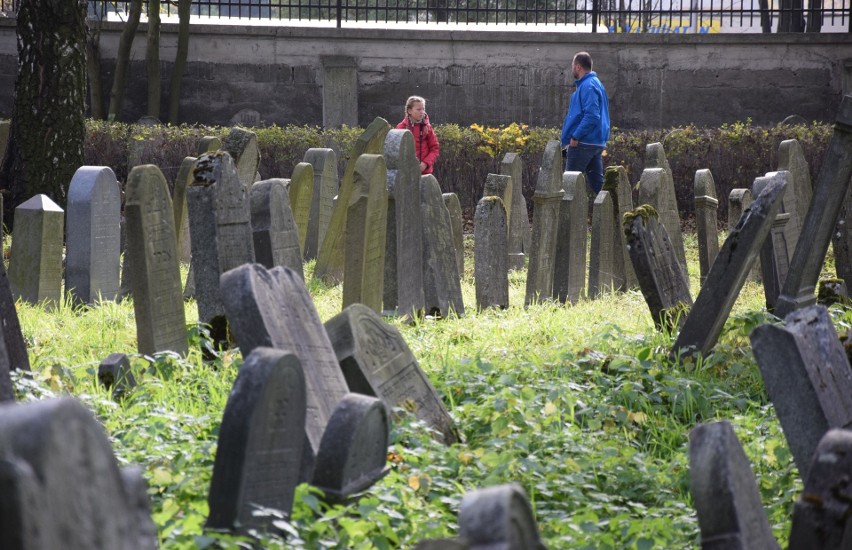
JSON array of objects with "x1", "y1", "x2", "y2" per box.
[
  {"x1": 592, "y1": 0, "x2": 599, "y2": 31},
  {"x1": 337, "y1": 0, "x2": 343, "y2": 27}
]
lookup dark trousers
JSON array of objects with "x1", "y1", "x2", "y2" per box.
[{"x1": 565, "y1": 143, "x2": 605, "y2": 195}]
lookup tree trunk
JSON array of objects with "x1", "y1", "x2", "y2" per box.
[
  {"x1": 758, "y1": 0, "x2": 772, "y2": 32},
  {"x1": 0, "y1": 0, "x2": 88, "y2": 227},
  {"x1": 107, "y1": 0, "x2": 143, "y2": 121},
  {"x1": 805, "y1": 0, "x2": 821, "y2": 32},
  {"x1": 147, "y1": 0, "x2": 161, "y2": 119},
  {"x1": 87, "y1": 21, "x2": 105, "y2": 120},
  {"x1": 168, "y1": 0, "x2": 191, "y2": 124},
  {"x1": 779, "y1": 0, "x2": 804, "y2": 31}
]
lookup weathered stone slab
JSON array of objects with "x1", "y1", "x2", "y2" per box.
[
  {"x1": 603, "y1": 165, "x2": 638, "y2": 289},
  {"x1": 673, "y1": 175, "x2": 787, "y2": 357},
  {"x1": 207, "y1": 347, "x2": 306, "y2": 533},
  {"x1": 302, "y1": 149, "x2": 337, "y2": 260},
  {"x1": 751, "y1": 305, "x2": 852, "y2": 480},
  {"x1": 0, "y1": 327, "x2": 11, "y2": 402},
  {"x1": 694, "y1": 169, "x2": 720, "y2": 286},
  {"x1": 196, "y1": 135, "x2": 222, "y2": 156},
  {"x1": 789, "y1": 429, "x2": 852, "y2": 550},
  {"x1": 125, "y1": 165, "x2": 188, "y2": 356},
  {"x1": 689, "y1": 421, "x2": 780, "y2": 550},
  {"x1": 0, "y1": 259, "x2": 29, "y2": 372},
  {"x1": 777, "y1": 138, "x2": 812, "y2": 259},
  {"x1": 553, "y1": 171, "x2": 588, "y2": 304},
  {"x1": 589, "y1": 190, "x2": 621, "y2": 297},
  {"x1": 500, "y1": 152, "x2": 531, "y2": 270},
  {"x1": 172, "y1": 156, "x2": 195, "y2": 264},
  {"x1": 834, "y1": 182, "x2": 852, "y2": 286},
  {"x1": 288, "y1": 161, "x2": 314, "y2": 259},
  {"x1": 251, "y1": 178, "x2": 304, "y2": 280},
  {"x1": 0, "y1": 398, "x2": 158, "y2": 549},
  {"x1": 221, "y1": 126, "x2": 261, "y2": 189},
  {"x1": 754, "y1": 171, "x2": 793, "y2": 312},
  {"x1": 383, "y1": 129, "x2": 424, "y2": 318},
  {"x1": 325, "y1": 303, "x2": 457, "y2": 444},
  {"x1": 728, "y1": 188, "x2": 760, "y2": 282},
  {"x1": 443, "y1": 192, "x2": 465, "y2": 278},
  {"x1": 637, "y1": 166, "x2": 688, "y2": 283},
  {"x1": 775, "y1": 95, "x2": 852, "y2": 317},
  {"x1": 315, "y1": 117, "x2": 390, "y2": 283},
  {"x1": 458, "y1": 483, "x2": 547, "y2": 550},
  {"x1": 483, "y1": 173, "x2": 514, "y2": 275},
  {"x1": 818, "y1": 278, "x2": 849, "y2": 307},
  {"x1": 421, "y1": 175, "x2": 464, "y2": 318},
  {"x1": 342, "y1": 154, "x2": 388, "y2": 313},
  {"x1": 9, "y1": 195, "x2": 64, "y2": 308},
  {"x1": 97, "y1": 352, "x2": 136, "y2": 399},
  {"x1": 474, "y1": 196, "x2": 509, "y2": 310},
  {"x1": 525, "y1": 140, "x2": 563, "y2": 306}
]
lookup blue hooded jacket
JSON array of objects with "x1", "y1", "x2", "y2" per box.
[{"x1": 560, "y1": 71, "x2": 610, "y2": 148}]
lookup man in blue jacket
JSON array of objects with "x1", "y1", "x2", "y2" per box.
[{"x1": 561, "y1": 51, "x2": 611, "y2": 195}]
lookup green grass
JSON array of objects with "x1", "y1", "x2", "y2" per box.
[{"x1": 8, "y1": 230, "x2": 839, "y2": 549}]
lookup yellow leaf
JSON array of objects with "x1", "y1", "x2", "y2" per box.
[
  {"x1": 543, "y1": 402, "x2": 558, "y2": 416},
  {"x1": 628, "y1": 411, "x2": 648, "y2": 425},
  {"x1": 408, "y1": 475, "x2": 421, "y2": 491},
  {"x1": 458, "y1": 451, "x2": 474, "y2": 465}
]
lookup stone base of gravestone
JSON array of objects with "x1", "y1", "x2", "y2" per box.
[
  {"x1": 97, "y1": 353, "x2": 136, "y2": 400},
  {"x1": 817, "y1": 278, "x2": 849, "y2": 307}
]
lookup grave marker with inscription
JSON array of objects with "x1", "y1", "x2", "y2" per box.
[
  {"x1": 754, "y1": 171, "x2": 792, "y2": 312},
  {"x1": 694, "y1": 169, "x2": 720, "y2": 286},
  {"x1": 251, "y1": 178, "x2": 304, "y2": 280},
  {"x1": 288, "y1": 161, "x2": 314, "y2": 258},
  {"x1": 221, "y1": 126, "x2": 261, "y2": 189},
  {"x1": 637, "y1": 166, "x2": 688, "y2": 282},
  {"x1": 302, "y1": 149, "x2": 337, "y2": 260},
  {"x1": 474, "y1": 196, "x2": 509, "y2": 310},
  {"x1": 589, "y1": 190, "x2": 621, "y2": 297},
  {"x1": 553, "y1": 171, "x2": 588, "y2": 304},
  {"x1": 500, "y1": 152, "x2": 532, "y2": 270},
  {"x1": 421, "y1": 176, "x2": 464, "y2": 317},
  {"x1": 525, "y1": 140, "x2": 563, "y2": 306},
  {"x1": 8, "y1": 195, "x2": 64, "y2": 308},
  {"x1": 603, "y1": 165, "x2": 637, "y2": 289},
  {"x1": 443, "y1": 192, "x2": 465, "y2": 278},
  {"x1": 777, "y1": 138, "x2": 812, "y2": 258}
]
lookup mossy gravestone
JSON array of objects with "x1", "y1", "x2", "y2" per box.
[
  {"x1": 9, "y1": 194, "x2": 64, "y2": 309},
  {"x1": 250, "y1": 178, "x2": 304, "y2": 280},
  {"x1": 288, "y1": 161, "x2": 314, "y2": 259}
]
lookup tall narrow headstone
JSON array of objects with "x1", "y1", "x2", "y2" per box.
[
  {"x1": 637, "y1": 166, "x2": 688, "y2": 282},
  {"x1": 754, "y1": 171, "x2": 792, "y2": 312},
  {"x1": 694, "y1": 169, "x2": 720, "y2": 286},
  {"x1": 673, "y1": 175, "x2": 787, "y2": 358},
  {"x1": 288, "y1": 161, "x2": 314, "y2": 259},
  {"x1": 251, "y1": 178, "x2": 304, "y2": 280},
  {"x1": 206, "y1": 347, "x2": 306, "y2": 533},
  {"x1": 777, "y1": 138, "x2": 812, "y2": 258},
  {"x1": 553, "y1": 171, "x2": 588, "y2": 304},
  {"x1": 342, "y1": 154, "x2": 388, "y2": 313},
  {"x1": 775, "y1": 95, "x2": 852, "y2": 317},
  {"x1": 315, "y1": 118, "x2": 391, "y2": 283},
  {"x1": 750, "y1": 305, "x2": 852, "y2": 480},
  {"x1": 172, "y1": 156, "x2": 196, "y2": 264},
  {"x1": 65, "y1": 166, "x2": 121, "y2": 306},
  {"x1": 458, "y1": 484, "x2": 547, "y2": 550},
  {"x1": 9, "y1": 195, "x2": 64, "y2": 308},
  {"x1": 443, "y1": 192, "x2": 465, "y2": 278},
  {"x1": 221, "y1": 127, "x2": 261, "y2": 189},
  {"x1": 125, "y1": 165, "x2": 188, "y2": 356},
  {"x1": 324, "y1": 303, "x2": 458, "y2": 445},
  {"x1": 603, "y1": 165, "x2": 637, "y2": 289},
  {"x1": 689, "y1": 421, "x2": 781, "y2": 550},
  {"x1": 589, "y1": 190, "x2": 621, "y2": 297},
  {"x1": 500, "y1": 152, "x2": 531, "y2": 270},
  {"x1": 383, "y1": 129, "x2": 424, "y2": 318},
  {"x1": 524, "y1": 140, "x2": 563, "y2": 306},
  {"x1": 728, "y1": 188, "x2": 761, "y2": 282},
  {"x1": 421, "y1": 175, "x2": 464, "y2": 318},
  {"x1": 302, "y1": 149, "x2": 337, "y2": 260},
  {"x1": 483, "y1": 173, "x2": 514, "y2": 274},
  {"x1": 474, "y1": 196, "x2": 509, "y2": 310}
]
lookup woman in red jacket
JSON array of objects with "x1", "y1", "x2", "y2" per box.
[{"x1": 396, "y1": 95, "x2": 440, "y2": 175}]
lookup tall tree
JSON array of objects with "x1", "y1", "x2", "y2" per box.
[
  {"x1": 108, "y1": 0, "x2": 143, "y2": 120},
  {"x1": 147, "y1": 0, "x2": 161, "y2": 118},
  {"x1": 0, "y1": 0, "x2": 87, "y2": 226},
  {"x1": 168, "y1": 0, "x2": 192, "y2": 124}
]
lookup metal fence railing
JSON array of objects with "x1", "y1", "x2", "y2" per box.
[{"x1": 1, "y1": 0, "x2": 849, "y2": 32}]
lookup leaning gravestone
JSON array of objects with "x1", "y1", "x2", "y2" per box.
[
  {"x1": 207, "y1": 347, "x2": 306, "y2": 533},
  {"x1": 196, "y1": 135, "x2": 222, "y2": 156},
  {"x1": 221, "y1": 126, "x2": 261, "y2": 189},
  {"x1": 0, "y1": 259, "x2": 30, "y2": 372},
  {"x1": 474, "y1": 196, "x2": 509, "y2": 310},
  {"x1": 603, "y1": 165, "x2": 638, "y2": 289},
  {"x1": 65, "y1": 166, "x2": 121, "y2": 306},
  {"x1": 0, "y1": 398, "x2": 158, "y2": 549},
  {"x1": 125, "y1": 165, "x2": 189, "y2": 356},
  {"x1": 750, "y1": 305, "x2": 852, "y2": 480},
  {"x1": 775, "y1": 95, "x2": 852, "y2": 317},
  {"x1": 173, "y1": 156, "x2": 196, "y2": 264},
  {"x1": 443, "y1": 192, "x2": 465, "y2": 278},
  {"x1": 302, "y1": 148, "x2": 337, "y2": 260},
  {"x1": 220, "y1": 263, "x2": 389, "y2": 492},
  {"x1": 525, "y1": 140, "x2": 563, "y2": 306},
  {"x1": 637, "y1": 166, "x2": 688, "y2": 283},
  {"x1": 383, "y1": 129, "x2": 425, "y2": 318},
  {"x1": 315, "y1": 117, "x2": 391, "y2": 284},
  {"x1": 553, "y1": 171, "x2": 588, "y2": 305},
  {"x1": 250, "y1": 178, "x2": 304, "y2": 280},
  {"x1": 458, "y1": 483, "x2": 547, "y2": 550},
  {"x1": 589, "y1": 190, "x2": 621, "y2": 297},
  {"x1": 728, "y1": 188, "x2": 761, "y2": 282},
  {"x1": 673, "y1": 175, "x2": 787, "y2": 358},
  {"x1": 8, "y1": 195, "x2": 64, "y2": 308},
  {"x1": 500, "y1": 152, "x2": 532, "y2": 270},
  {"x1": 624, "y1": 206, "x2": 692, "y2": 331},
  {"x1": 754, "y1": 171, "x2": 793, "y2": 312},
  {"x1": 689, "y1": 421, "x2": 780, "y2": 550},
  {"x1": 694, "y1": 169, "x2": 720, "y2": 286},
  {"x1": 342, "y1": 154, "x2": 388, "y2": 313},
  {"x1": 288, "y1": 161, "x2": 314, "y2": 259},
  {"x1": 325, "y1": 303, "x2": 458, "y2": 444},
  {"x1": 421, "y1": 175, "x2": 464, "y2": 318}
]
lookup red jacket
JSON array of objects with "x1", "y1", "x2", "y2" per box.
[{"x1": 396, "y1": 113, "x2": 440, "y2": 175}]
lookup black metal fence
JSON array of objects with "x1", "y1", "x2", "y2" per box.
[{"x1": 1, "y1": 0, "x2": 849, "y2": 32}]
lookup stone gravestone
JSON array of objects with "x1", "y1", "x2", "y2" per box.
[
  {"x1": 672, "y1": 175, "x2": 787, "y2": 358},
  {"x1": 589, "y1": 190, "x2": 622, "y2": 297},
  {"x1": 443, "y1": 192, "x2": 465, "y2": 278},
  {"x1": 775, "y1": 95, "x2": 852, "y2": 317},
  {"x1": 788, "y1": 429, "x2": 852, "y2": 550},
  {"x1": 196, "y1": 135, "x2": 222, "y2": 156},
  {"x1": 250, "y1": 178, "x2": 304, "y2": 280},
  {"x1": 206, "y1": 347, "x2": 306, "y2": 533},
  {"x1": 624, "y1": 207, "x2": 692, "y2": 331},
  {"x1": 342, "y1": 154, "x2": 388, "y2": 313},
  {"x1": 8, "y1": 195, "x2": 64, "y2": 308},
  {"x1": 728, "y1": 188, "x2": 761, "y2": 282},
  {"x1": 458, "y1": 483, "x2": 547, "y2": 550},
  {"x1": 421, "y1": 175, "x2": 465, "y2": 318},
  {"x1": 302, "y1": 148, "x2": 337, "y2": 260},
  {"x1": 553, "y1": 171, "x2": 588, "y2": 305},
  {"x1": 777, "y1": 138, "x2": 812, "y2": 256},
  {"x1": 754, "y1": 171, "x2": 793, "y2": 312},
  {"x1": 221, "y1": 126, "x2": 261, "y2": 189},
  {"x1": 694, "y1": 169, "x2": 720, "y2": 286},
  {"x1": 750, "y1": 305, "x2": 852, "y2": 480},
  {"x1": 172, "y1": 156, "x2": 196, "y2": 264},
  {"x1": 315, "y1": 117, "x2": 391, "y2": 284},
  {"x1": 524, "y1": 140, "x2": 563, "y2": 306},
  {"x1": 603, "y1": 165, "x2": 638, "y2": 289},
  {"x1": 125, "y1": 165, "x2": 189, "y2": 356},
  {"x1": 383, "y1": 129, "x2": 425, "y2": 318},
  {"x1": 500, "y1": 152, "x2": 532, "y2": 270},
  {"x1": 229, "y1": 108, "x2": 261, "y2": 127},
  {"x1": 474, "y1": 196, "x2": 509, "y2": 310},
  {"x1": 187, "y1": 152, "x2": 255, "y2": 344},
  {"x1": 288, "y1": 161, "x2": 314, "y2": 259},
  {"x1": 65, "y1": 166, "x2": 121, "y2": 306},
  {"x1": 0, "y1": 398, "x2": 158, "y2": 549},
  {"x1": 689, "y1": 421, "x2": 780, "y2": 550},
  {"x1": 220, "y1": 263, "x2": 389, "y2": 492},
  {"x1": 97, "y1": 352, "x2": 137, "y2": 399},
  {"x1": 0, "y1": 259, "x2": 30, "y2": 372},
  {"x1": 833, "y1": 182, "x2": 852, "y2": 287},
  {"x1": 483, "y1": 173, "x2": 515, "y2": 274},
  {"x1": 0, "y1": 326, "x2": 12, "y2": 401},
  {"x1": 325, "y1": 303, "x2": 458, "y2": 445}
]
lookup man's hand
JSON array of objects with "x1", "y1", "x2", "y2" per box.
[{"x1": 569, "y1": 138, "x2": 579, "y2": 147}]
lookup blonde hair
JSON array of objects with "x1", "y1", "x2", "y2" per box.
[{"x1": 405, "y1": 95, "x2": 426, "y2": 117}]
